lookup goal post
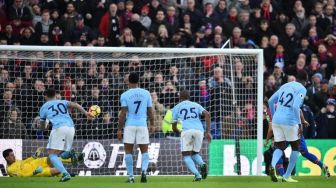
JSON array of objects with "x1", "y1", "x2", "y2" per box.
[{"x1": 0, "y1": 45, "x2": 263, "y2": 176}]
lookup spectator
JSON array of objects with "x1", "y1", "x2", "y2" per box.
[
  {"x1": 35, "y1": 10, "x2": 53, "y2": 36},
  {"x1": 264, "y1": 35, "x2": 279, "y2": 71},
  {"x1": 119, "y1": 27, "x2": 136, "y2": 47},
  {"x1": 184, "y1": 0, "x2": 203, "y2": 31},
  {"x1": 62, "y1": 2, "x2": 79, "y2": 40},
  {"x1": 285, "y1": 56, "x2": 306, "y2": 76},
  {"x1": 49, "y1": 25, "x2": 64, "y2": 45},
  {"x1": 150, "y1": 91, "x2": 165, "y2": 138},
  {"x1": 313, "y1": 80, "x2": 330, "y2": 111},
  {"x1": 296, "y1": 37, "x2": 313, "y2": 62},
  {"x1": 99, "y1": 3, "x2": 120, "y2": 46},
  {"x1": 214, "y1": 0, "x2": 227, "y2": 22},
  {"x1": 150, "y1": 72, "x2": 165, "y2": 93},
  {"x1": 238, "y1": 9, "x2": 256, "y2": 41},
  {"x1": 0, "y1": 90, "x2": 15, "y2": 121},
  {"x1": 291, "y1": 6, "x2": 308, "y2": 37},
  {"x1": 140, "y1": 4, "x2": 151, "y2": 30},
  {"x1": 303, "y1": 15, "x2": 324, "y2": 38},
  {"x1": 270, "y1": 11, "x2": 289, "y2": 38},
  {"x1": 109, "y1": 62, "x2": 123, "y2": 89},
  {"x1": 149, "y1": 10, "x2": 166, "y2": 35},
  {"x1": 148, "y1": 0, "x2": 164, "y2": 21},
  {"x1": 316, "y1": 98, "x2": 336, "y2": 138},
  {"x1": 160, "y1": 80, "x2": 178, "y2": 108},
  {"x1": 7, "y1": 0, "x2": 32, "y2": 23},
  {"x1": 256, "y1": 19, "x2": 272, "y2": 45},
  {"x1": 264, "y1": 74, "x2": 277, "y2": 98},
  {"x1": 0, "y1": 107, "x2": 26, "y2": 139},
  {"x1": 2, "y1": 24, "x2": 18, "y2": 45},
  {"x1": 208, "y1": 67, "x2": 231, "y2": 89},
  {"x1": 22, "y1": 79, "x2": 44, "y2": 124},
  {"x1": 260, "y1": 0, "x2": 276, "y2": 21},
  {"x1": 99, "y1": 112, "x2": 115, "y2": 139},
  {"x1": 70, "y1": 14, "x2": 96, "y2": 46},
  {"x1": 301, "y1": 104, "x2": 316, "y2": 138},
  {"x1": 307, "y1": 54, "x2": 322, "y2": 78},
  {"x1": 317, "y1": 43, "x2": 334, "y2": 79},
  {"x1": 128, "y1": 14, "x2": 147, "y2": 44},
  {"x1": 121, "y1": 0, "x2": 134, "y2": 28},
  {"x1": 19, "y1": 26, "x2": 36, "y2": 45},
  {"x1": 166, "y1": 65, "x2": 185, "y2": 90},
  {"x1": 84, "y1": 85, "x2": 110, "y2": 112},
  {"x1": 31, "y1": 4, "x2": 41, "y2": 27},
  {"x1": 281, "y1": 23, "x2": 299, "y2": 65}
]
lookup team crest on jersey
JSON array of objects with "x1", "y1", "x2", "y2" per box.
[{"x1": 83, "y1": 142, "x2": 107, "y2": 169}]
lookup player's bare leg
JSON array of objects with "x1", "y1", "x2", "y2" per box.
[
  {"x1": 192, "y1": 151, "x2": 207, "y2": 179},
  {"x1": 124, "y1": 143, "x2": 135, "y2": 183},
  {"x1": 48, "y1": 149, "x2": 71, "y2": 182},
  {"x1": 270, "y1": 141, "x2": 286, "y2": 182},
  {"x1": 182, "y1": 151, "x2": 202, "y2": 182},
  {"x1": 139, "y1": 144, "x2": 149, "y2": 183},
  {"x1": 282, "y1": 140, "x2": 300, "y2": 183}
]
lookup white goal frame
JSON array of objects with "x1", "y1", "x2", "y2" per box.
[{"x1": 0, "y1": 45, "x2": 264, "y2": 176}]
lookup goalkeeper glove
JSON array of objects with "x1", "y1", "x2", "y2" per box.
[
  {"x1": 33, "y1": 166, "x2": 43, "y2": 176},
  {"x1": 33, "y1": 147, "x2": 44, "y2": 159}
]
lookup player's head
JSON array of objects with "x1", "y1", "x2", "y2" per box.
[
  {"x1": 44, "y1": 88, "x2": 56, "y2": 100},
  {"x1": 128, "y1": 72, "x2": 139, "y2": 86},
  {"x1": 180, "y1": 90, "x2": 190, "y2": 101},
  {"x1": 2, "y1": 148, "x2": 15, "y2": 164},
  {"x1": 296, "y1": 70, "x2": 308, "y2": 85}
]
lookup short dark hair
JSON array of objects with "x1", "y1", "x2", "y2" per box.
[
  {"x1": 296, "y1": 70, "x2": 308, "y2": 82},
  {"x1": 129, "y1": 73, "x2": 139, "y2": 84},
  {"x1": 44, "y1": 88, "x2": 56, "y2": 98},
  {"x1": 180, "y1": 90, "x2": 190, "y2": 100},
  {"x1": 2, "y1": 148, "x2": 13, "y2": 159}
]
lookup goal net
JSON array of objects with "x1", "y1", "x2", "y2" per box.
[{"x1": 0, "y1": 46, "x2": 263, "y2": 176}]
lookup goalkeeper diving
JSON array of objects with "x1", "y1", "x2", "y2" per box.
[{"x1": 2, "y1": 147, "x2": 83, "y2": 177}]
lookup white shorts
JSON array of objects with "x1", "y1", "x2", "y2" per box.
[
  {"x1": 181, "y1": 129, "x2": 204, "y2": 152},
  {"x1": 123, "y1": 126, "x2": 149, "y2": 145},
  {"x1": 272, "y1": 124, "x2": 299, "y2": 142},
  {"x1": 47, "y1": 126, "x2": 75, "y2": 151}
]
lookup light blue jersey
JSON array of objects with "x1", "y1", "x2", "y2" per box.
[
  {"x1": 268, "y1": 81, "x2": 307, "y2": 126},
  {"x1": 39, "y1": 100, "x2": 74, "y2": 129},
  {"x1": 172, "y1": 100, "x2": 206, "y2": 132},
  {"x1": 120, "y1": 88, "x2": 152, "y2": 127}
]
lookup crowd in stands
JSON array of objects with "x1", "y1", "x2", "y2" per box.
[{"x1": 0, "y1": 0, "x2": 335, "y2": 140}]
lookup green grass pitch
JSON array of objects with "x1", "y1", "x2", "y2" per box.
[{"x1": 0, "y1": 176, "x2": 334, "y2": 188}]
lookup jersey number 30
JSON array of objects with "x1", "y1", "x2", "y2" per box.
[{"x1": 48, "y1": 103, "x2": 68, "y2": 116}]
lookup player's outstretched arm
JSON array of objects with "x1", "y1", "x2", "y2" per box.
[
  {"x1": 172, "y1": 122, "x2": 180, "y2": 133},
  {"x1": 118, "y1": 107, "x2": 128, "y2": 141},
  {"x1": 68, "y1": 102, "x2": 93, "y2": 119},
  {"x1": 202, "y1": 110, "x2": 212, "y2": 143}
]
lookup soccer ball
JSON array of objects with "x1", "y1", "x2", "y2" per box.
[{"x1": 89, "y1": 105, "x2": 101, "y2": 118}]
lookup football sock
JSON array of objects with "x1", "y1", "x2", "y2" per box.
[
  {"x1": 141, "y1": 152, "x2": 149, "y2": 172},
  {"x1": 276, "y1": 164, "x2": 285, "y2": 176},
  {"x1": 284, "y1": 151, "x2": 299, "y2": 179},
  {"x1": 271, "y1": 149, "x2": 283, "y2": 168},
  {"x1": 49, "y1": 154, "x2": 67, "y2": 174},
  {"x1": 276, "y1": 158, "x2": 285, "y2": 176},
  {"x1": 183, "y1": 156, "x2": 201, "y2": 177},
  {"x1": 125, "y1": 154, "x2": 134, "y2": 177},
  {"x1": 191, "y1": 154, "x2": 205, "y2": 166},
  {"x1": 301, "y1": 151, "x2": 323, "y2": 168},
  {"x1": 60, "y1": 151, "x2": 71, "y2": 159}
]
